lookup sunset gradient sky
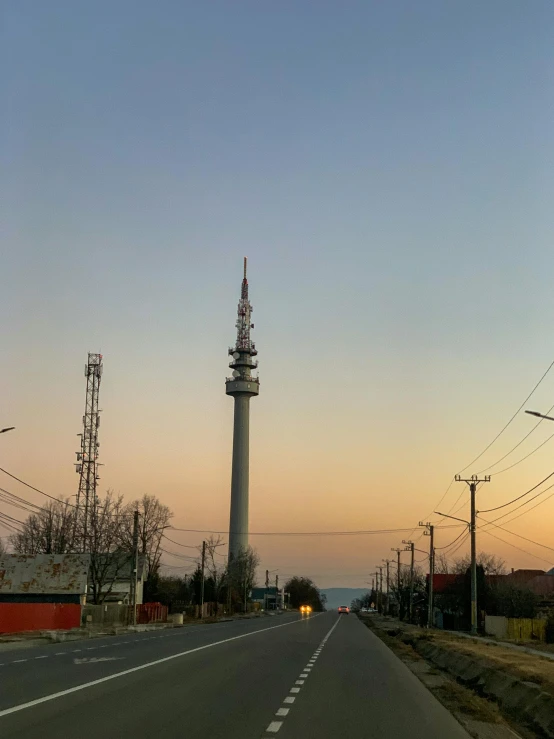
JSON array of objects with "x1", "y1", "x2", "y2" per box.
[{"x1": 3, "y1": 1, "x2": 554, "y2": 587}]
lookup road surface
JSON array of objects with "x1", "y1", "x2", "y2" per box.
[{"x1": 0, "y1": 611, "x2": 470, "y2": 738}]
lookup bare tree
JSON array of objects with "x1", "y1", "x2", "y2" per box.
[
  {"x1": 434, "y1": 552, "x2": 451, "y2": 574},
  {"x1": 87, "y1": 490, "x2": 129, "y2": 604},
  {"x1": 198, "y1": 535, "x2": 227, "y2": 613},
  {"x1": 9, "y1": 499, "x2": 76, "y2": 555},
  {"x1": 229, "y1": 546, "x2": 259, "y2": 609},
  {"x1": 120, "y1": 495, "x2": 173, "y2": 581},
  {"x1": 452, "y1": 552, "x2": 507, "y2": 576},
  {"x1": 0, "y1": 537, "x2": 7, "y2": 557}
]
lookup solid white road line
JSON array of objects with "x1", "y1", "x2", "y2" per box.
[{"x1": 0, "y1": 613, "x2": 324, "y2": 719}]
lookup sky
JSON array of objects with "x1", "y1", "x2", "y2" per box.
[{"x1": 2, "y1": 1, "x2": 554, "y2": 588}]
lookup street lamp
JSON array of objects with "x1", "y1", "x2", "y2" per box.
[
  {"x1": 0, "y1": 427, "x2": 15, "y2": 434},
  {"x1": 525, "y1": 410, "x2": 554, "y2": 422},
  {"x1": 434, "y1": 511, "x2": 470, "y2": 527}
]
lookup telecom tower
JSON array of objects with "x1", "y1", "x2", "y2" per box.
[
  {"x1": 226, "y1": 258, "x2": 259, "y2": 561},
  {"x1": 75, "y1": 353, "x2": 103, "y2": 552}
]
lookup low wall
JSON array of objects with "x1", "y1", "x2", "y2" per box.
[
  {"x1": 82, "y1": 604, "x2": 130, "y2": 626},
  {"x1": 485, "y1": 615, "x2": 546, "y2": 642},
  {"x1": 0, "y1": 603, "x2": 81, "y2": 633},
  {"x1": 485, "y1": 615, "x2": 507, "y2": 638},
  {"x1": 416, "y1": 639, "x2": 554, "y2": 738}
]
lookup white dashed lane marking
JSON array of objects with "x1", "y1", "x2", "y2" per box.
[{"x1": 262, "y1": 616, "x2": 342, "y2": 737}]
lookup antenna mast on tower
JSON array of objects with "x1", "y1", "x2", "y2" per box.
[{"x1": 74, "y1": 353, "x2": 103, "y2": 552}]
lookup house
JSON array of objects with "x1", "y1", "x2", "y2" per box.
[{"x1": 87, "y1": 552, "x2": 146, "y2": 604}]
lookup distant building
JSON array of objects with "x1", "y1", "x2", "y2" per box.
[{"x1": 250, "y1": 586, "x2": 284, "y2": 610}]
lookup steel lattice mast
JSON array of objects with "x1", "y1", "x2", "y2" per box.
[
  {"x1": 226, "y1": 258, "x2": 259, "y2": 561},
  {"x1": 75, "y1": 353, "x2": 103, "y2": 552}
]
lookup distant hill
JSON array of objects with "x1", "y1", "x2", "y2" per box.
[{"x1": 321, "y1": 588, "x2": 369, "y2": 610}]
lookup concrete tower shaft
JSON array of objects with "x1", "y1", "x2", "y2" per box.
[{"x1": 226, "y1": 258, "x2": 259, "y2": 560}]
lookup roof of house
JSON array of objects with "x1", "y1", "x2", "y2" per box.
[{"x1": 0, "y1": 554, "x2": 90, "y2": 595}]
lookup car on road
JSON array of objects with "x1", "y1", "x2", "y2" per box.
[
  {"x1": 338, "y1": 605, "x2": 349, "y2": 614},
  {"x1": 300, "y1": 605, "x2": 312, "y2": 614}
]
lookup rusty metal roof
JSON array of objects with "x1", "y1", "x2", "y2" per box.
[{"x1": 0, "y1": 553, "x2": 90, "y2": 595}]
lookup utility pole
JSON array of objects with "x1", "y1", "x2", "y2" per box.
[
  {"x1": 275, "y1": 574, "x2": 279, "y2": 609},
  {"x1": 402, "y1": 540, "x2": 415, "y2": 622},
  {"x1": 455, "y1": 474, "x2": 490, "y2": 635},
  {"x1": 391, "y1": 548, "x2": 402, "y2": 615},
  {"x1": 382, "y1": 560, "x2": 391, "y2": 615},
  {"x1": 200, "y1": 540, "x2": 206, "y2": 619},
  {"x1": 420, "y1": 522, "x2": 434, "y2": 628},
  {"x1": 265, "y1": 569, "x2": 269, "y2": 611},
  {"x1": 131, "y1": 509, "x2": 139, "y2": 626}
]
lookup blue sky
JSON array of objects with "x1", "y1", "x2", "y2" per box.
[{"x1": 2, "y1": 2, "x2": 554, "y2": 584}]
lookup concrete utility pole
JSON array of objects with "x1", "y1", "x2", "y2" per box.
[
  {"x1": 420, "y1": 522, "x2": 434, "y2": 628},
  {"x1": 391, "y1": 548, "x2": 402, "y2": 614},
  {"x1": 131, "y1": 509, "x2": 139, "y2": 626},
  {"x1": 402, "y1": 540, "x2": 415, "y2": 622},
  {"x1": 226, "y1": 258, "x2": 260, "y2": 563},
  {"x1": 265, "y1": 569, "x2": 269, "y2": 611},
  {"x1": 382, "y1": 559, "x2": 391, "y2": 615},
  {"x1": 275, "y1": 574, "x2": 279, "y2": 609},
  {"x1": 455, "y1": 474, "x2": 490, "y2": 635},
  {"x1": 200, "y1": 540, "x2": 206, "y2": 618}
]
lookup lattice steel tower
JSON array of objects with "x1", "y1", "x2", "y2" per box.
[
  {"x1": 75, "y1": 353, "x2": 103, "y2": 552},
  {"x1": 226, "y1": 258, "x2": 259, "y2": 561}
]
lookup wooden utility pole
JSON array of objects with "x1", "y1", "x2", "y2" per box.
[
  {"x1": 420, "y1": 522, "x2": 434, "y2": 628},
  {"x1": 132, "y1": 509, "x2": 139, "y2": 626},
  {"x1": 455, "y1": 475, "x2": 490, "y2": 635},
  {"x1": 200, "y1": 540, "x2": 206, "y2": 618}
]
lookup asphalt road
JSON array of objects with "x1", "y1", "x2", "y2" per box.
[{"x1": 0, "y1": 611, "x2": 470, "y2": 738}]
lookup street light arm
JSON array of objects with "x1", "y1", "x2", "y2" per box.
[
  {"x1": 0, "y1": 427, "x2": 15, "y2": 434},
  {"x1": 525, "y1": 410, "x2": 554, "y2": 422},
  {"x1": 434, "y1": 511, "x2": 470, "y2": 526}
]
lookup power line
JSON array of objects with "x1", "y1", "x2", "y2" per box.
[
  {"x1": 167, "y1": 525, "x2": 459, "y2": 537},
  {"x1": 477, "y1": 516, "x2": 554, "y2": 555},
  {"x1": 162, "y1": 534, "x2": 200, "y2": 550},
  {"x1": 0, "y1": 467, "x2": 77, "y2": 508},
  {"x1": 478, "y1": 527, "x2": 554, "y2": 567},
  {"x1": 491, "y1": 429, "x2": 554, "y2": 476},
  {"x1": 478, "y1": 471, "x2": 554, "y2": 514},
  {"x1": 457, "y1": 357, "x2": 554, "y2": 474},
  {"x1": 476, "y1": 403, "x2": 554, "y2": 475},
  {"x1": 160, "y1": 547, "x2": 198, "y2": 561},
  {"x1": 435, "y1": 528, "x2": 467, "y2": 551},
  {"x1": 485, "y1": 486, "x2": 554, "y2": 528},
  {"x1": 447, "y1": 531, "x2": 470, "y2": 558}
]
